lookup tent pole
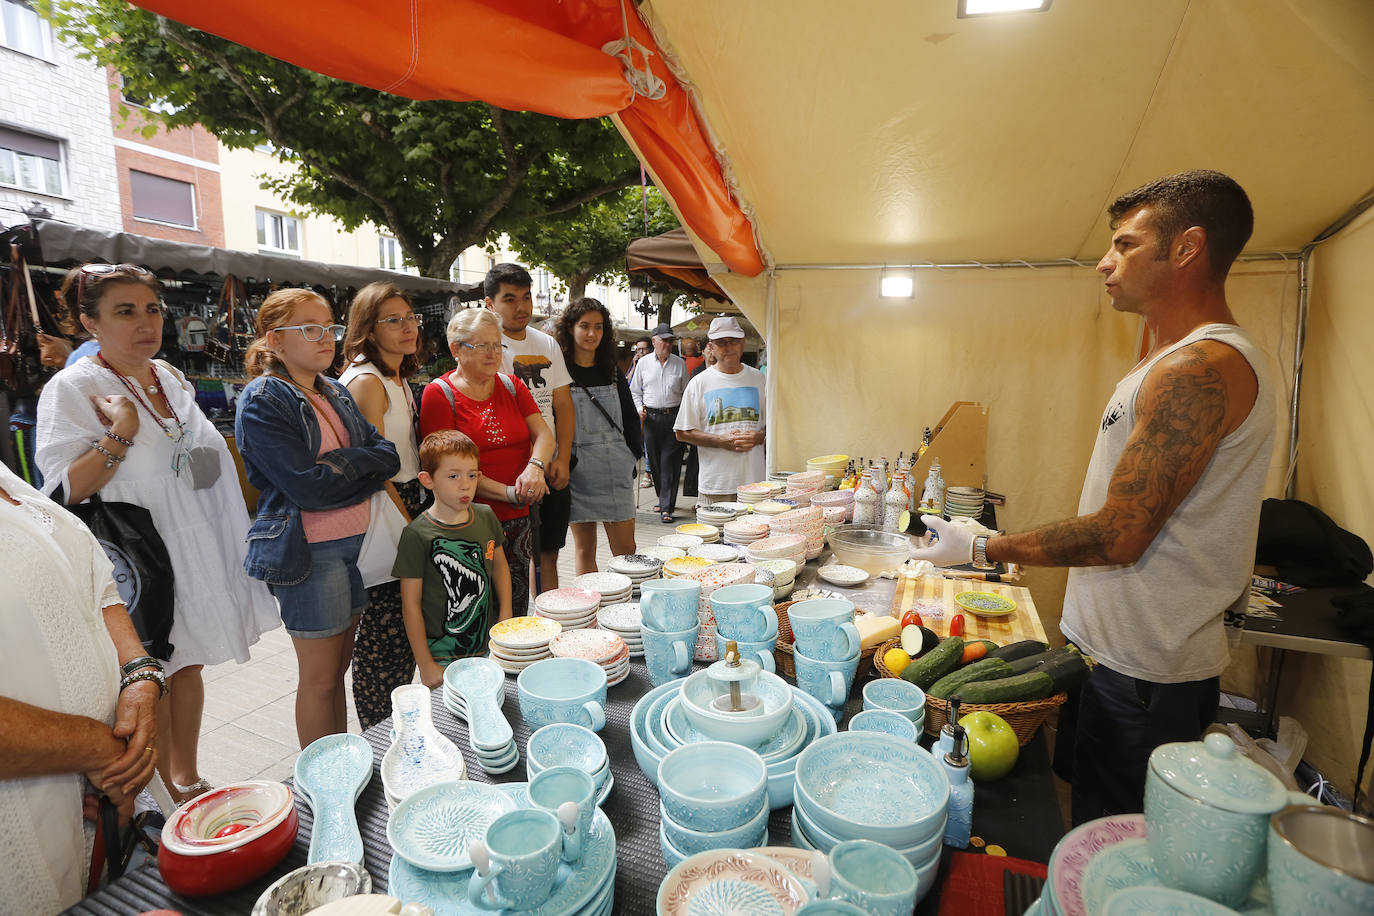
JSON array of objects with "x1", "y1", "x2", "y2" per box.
[{"x1": 1285, "y1": 252, "x2": 1309, "y2": 499}]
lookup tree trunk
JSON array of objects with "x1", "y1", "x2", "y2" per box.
[
  {"x1": 563, "y1": 271, "x2": 592, "y2": 307},
  {"x1": 657, "y1": 298, "x2": 674, "y2": 328}
]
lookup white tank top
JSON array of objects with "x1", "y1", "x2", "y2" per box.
[
  {"x1": 1060, "y1": 324, "x2": 1275, "y2": 683},
  {"x1": 339, "y1": 360, "x2": 420, "y2": 482}
]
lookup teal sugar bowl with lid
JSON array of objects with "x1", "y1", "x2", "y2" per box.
[{"x1": 1143, "y1": 732, "x2": 1297, "y2": 907}]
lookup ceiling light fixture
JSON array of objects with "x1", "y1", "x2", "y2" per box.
[
  {"x1": 959, "y1": 0, "x2": 1051, "y2": 17},
  {"x1": 880, "y1": 268, "x2": 915, "y2": 299}
]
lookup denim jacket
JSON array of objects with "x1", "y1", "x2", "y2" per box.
[{"x1": 234, "y1": 374, "x2": 399, "y2": 585}]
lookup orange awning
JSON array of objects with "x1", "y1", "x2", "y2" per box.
[{"x1": 131, "y1": 0, "x2": 764, "y2": 276}]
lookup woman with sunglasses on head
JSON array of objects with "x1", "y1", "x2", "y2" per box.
[
  {"x1": 419, "y1": 308, "x2": 553, "y2": 617},
  {"x1": 34, "y1": 263, "x2": 279, "y2": 805},
  {"x1": 235, "y1": 289, "x2": 399, "y2": 747},
  {"x1": 338, "y1": 282, "x2": 430, "y2": 729}
]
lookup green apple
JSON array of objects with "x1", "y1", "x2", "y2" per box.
[{"x1": 958, "y1": 711, "x2": 1019, "y2": 781}]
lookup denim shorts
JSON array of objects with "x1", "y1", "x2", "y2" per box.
[{"x1": 269, "y1": 534, "x2": 367, "y2": 638}]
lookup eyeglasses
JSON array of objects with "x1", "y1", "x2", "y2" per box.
[
  {"x1": 375, "y1": 314, "x2": 424, "y2": 328},
  {"x1": 81, "y1": 263, "x2": 154, "y2": 277},
  {"x1": 460, "y1": 342, "x2": 504, "y2": 354},
  {"x1": 274, "y1": 324, "x2": 346, "y2": 342}
]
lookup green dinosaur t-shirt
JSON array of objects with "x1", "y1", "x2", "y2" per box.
[{"x1": 392, "y1": 505, "x2": 505, "y2": 662}]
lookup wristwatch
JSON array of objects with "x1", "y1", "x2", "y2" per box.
[{"x1": 972, "y1": 534, "x2": 995, "y2": 570}]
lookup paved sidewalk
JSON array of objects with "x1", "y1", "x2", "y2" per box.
[{"x1": 196, "y1": 492, "x2": 684, "y2": 788}]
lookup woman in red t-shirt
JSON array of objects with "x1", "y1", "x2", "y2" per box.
[{"x1": 420, "y1": 308, "x2": 553, "y2": 616}]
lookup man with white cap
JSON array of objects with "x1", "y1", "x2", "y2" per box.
[
  {"x1": 630, "y1": 322, "x2": 689, "y2": 522},
  {"x1": 675, "y1": 316, "x2": 766, "y2": 505}
]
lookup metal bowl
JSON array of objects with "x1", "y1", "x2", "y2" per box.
[{"x1": 252, "y1": 861, "x2": 372, "y2": 916}]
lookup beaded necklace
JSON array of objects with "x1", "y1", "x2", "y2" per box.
[{"x1": 97, "y1": 354, "x2": 183, "y2": 440}]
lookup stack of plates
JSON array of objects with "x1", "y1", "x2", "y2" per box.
[
  {"x1": 688, "y1": 543, "x2": 742, "y2": 564},
  {"x1": 664, "y1": 555, "x2": 716, "y2": 579},
  {"x1": 769, "y1": 506, "x2": 826, "y2": 561},
  {"x1": 806, "y1": 454, "x2": 849, "y2": 480},
  {"x1": 674, "y1": 522, "x2": 720, "y2": 544},
  {"x1": 657, "y1": 533, "x2": 704, "y2": 551},
  {"x1": 533, "y1": 587, "x2": 602, "y2": 630},
  {"x1": 810, "y1": 488, "x2": 855, "y2": 523},
  {"x1": 549, "y1": 628, "x2": 631, "y2": 687},
  {"x1": 597, "y1": 602, "x2": 643, "y2": 658},
  {"x1": 750, "y1": 558, "x2": 798, "y2": 601},
  {"x1": 488, "y1": 616, "x2": 562, "y2": 674},
  {"x1": 722, "y1": 517, "x2": 770, "y2": 548},
  {"x1": 767, "y1": 470, "x2": 798, "y2": 482},
  {"x1": 945, "y1": 486, "x2": 986, "y2": 519},
  {"x1": 711, "y1": 501, "x2": 752, "y2": 516},
  {"x1": 751, "y1": 499, "x2": 797, "y2": 517},
  {"x1": 639, "y1": 545, "x2": 686, "y2": 564},
  {"x1": 747, "y1": 534, "x2": 807, "y2": 569},
  {"x1": 695, "y1": 504, "x2": 736, "y2": 528},
  {"x1": 568, "y1": 572, "x2": 634, "y2": 609},
  {"x1": 606, "y1": 554, "x2": 663, "y2": 597},
  {"x1": 736, "y1": 482, "x2": 782, "y2": 505}
]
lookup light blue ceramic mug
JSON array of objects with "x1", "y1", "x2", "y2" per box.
[
  {"x1": 467, "y1": 808, "x2": 564, "y2": 910},
  {"x1": 714, "y1": 631, "x2": 776, "y2": 673},
  {"x1": 710, "y1": 583, "x2": 779, "y2": 642},
  {"x1": 640, "y1": 578, "x2": 702, "y2": 631},
  {"x1": 828, "y1": 838, "x2": 919, "y2": 916},
  {"x1": 793, "y1": 647, "x2": 859, "y2": 718},
  {"x1": 787, "y1": 597, "x2": 860, "y2": 661},
  {"x1": 1267, "y1": 805, "x2": 1374, "y2": 916},
  {"x1": 641, "y1": 621, "x2": 699, "y2": 686},
  {"x1": 516, "y1": 657, "x2": 607, "y2": 732},
  {"x1": 528, "y1": 766, "x2": 596, "y2": 864}
]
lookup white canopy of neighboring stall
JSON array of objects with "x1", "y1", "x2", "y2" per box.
[{"x1": 631, "y1": 0, "x2": 1374, "y2": 799}]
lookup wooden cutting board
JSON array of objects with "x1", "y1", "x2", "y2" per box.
[{"x1": 890, "y1": 574, "x2": 1049, "y2": 645}]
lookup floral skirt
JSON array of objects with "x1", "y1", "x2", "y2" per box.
[{"x1": 351, "y1": 479, "x2": 430, "y2": 730}]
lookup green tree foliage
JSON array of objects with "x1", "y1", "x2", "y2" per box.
[
  {"x1": 504, "y1": 185, "x2": 679, "y2": 305},
  {"x1": 44, "y1": 1, "x2": 642, "y2": 278}
]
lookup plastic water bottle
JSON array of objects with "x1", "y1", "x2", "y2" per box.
[{"x1": 943, "y1": 725, "x2": 974, "y2": 849}]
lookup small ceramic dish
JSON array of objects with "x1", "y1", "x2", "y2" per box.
[
  {"x1": 847, "y1": 709, "x2": 918, "y2": 742},
  {"x1": 817, "y1": 564, "x2": 870, "y2": 587},
  {"x1": 526, "y1": 722, "x2": 607, "y2": 776},
  {"x1": 386, "y1": 780, "x2": 516, "y2": 872},
  {"x1": 953, "y1": 590, "x2": 1017, "y2": 616},
  {"x1": 293, "y1": 734, "x2": 372, "y2": 865},
  {"x1": 656, "y1": 741, "x2": 768, "y2": 833},
  {"x1": 250, "y1": 860, "x2": 371, "y2": 916}
]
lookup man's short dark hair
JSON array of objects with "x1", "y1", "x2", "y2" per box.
[
  {"x1": 1108, "y1": 170, "x2": 1253, "y2": 279},
  {"x1": 634, "y1": 336, "x2": 652, "y2": 349},
  {"x1": 484, "y1": 262, "x2": 533, "y2": 299}
]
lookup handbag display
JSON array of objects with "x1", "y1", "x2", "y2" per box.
[
  {"x1": 357, "y1": 481, "x2": 412, "y2": 588},
  {"x1": 204, "y1": 275, "x2": 252, "y2": 365}
]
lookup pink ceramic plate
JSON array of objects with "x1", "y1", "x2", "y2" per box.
[
  {"x1": 549, "y1": 629, "x2": 626, "y2": 663},
  {"x1": 568, "y1": 572, "x2": 633, "y2": 595},
  {"x1": 658, "y1": 849, "x2": 811, "y2": 916},
  {"x1": 534, "y1": 587, "x2": 602, "y2": 614},
  {"x1": 1050, "y1": 813, "x2": 1146, "y2": 916}
]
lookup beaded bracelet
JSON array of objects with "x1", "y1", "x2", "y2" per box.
[
  {"x1": 120, "y1": 668, "x2": 168, "y2": 697},
  {"x1": 91, "y1": 440, "x2": 126, "y2": 468},
  {"x1": 103, "y1": 430, "x2": 135, "y2": 447},
  {"x1": 120, "y1": 655, "x2": 163, "y2": 678}
]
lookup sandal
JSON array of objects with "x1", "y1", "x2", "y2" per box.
[{"x1": 660, "y1": 512, "x2": 675, "y2": 523}]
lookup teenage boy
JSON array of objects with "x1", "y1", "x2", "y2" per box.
[
  {"x1": 394, "y1": 430, "x2": 512, "y2": 689},
  {"x1": 484, "y1": 263, "x2": 574, "y2": 592}
]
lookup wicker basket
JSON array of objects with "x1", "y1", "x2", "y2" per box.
[
  {"x1": 772, "y1": 599, "x2": 876, "y2": 683},
  {"x1": 870, "y1": 638, "x2": 1064, "y2": 747}
]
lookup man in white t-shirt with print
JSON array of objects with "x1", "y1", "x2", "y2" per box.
[
  {"x1": 674, "y1": 316, "x2": 766, "y2": 504},
  {"x1": 484, "y1": 263, "x2": 574, "y2": 593}
]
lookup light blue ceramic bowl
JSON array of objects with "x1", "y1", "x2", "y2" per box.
[
  {"x1": 1100, "y1": 886, "x2": 1241, "y2": 915},
  {"x1": 829, "y1": 838, "x2": 919, "y2": 916},
  {"x1": 794, "y1": 795, "x2": 945, "y2": 866},
  {"x1": 679, "y1": 669, "x2": 794, "y2": 747},
  {"x1": 794, "y1": 733, "x2": 949, "y2": 847},
  {"x1": 847, "y1": 709, "x2": 918, "y2": 742},
  {"x1": 525, "y1": 723, "x2": 607, "y2": 777},
  {"x1": 658, "y1": 821, "x2": 691, "y2": 870},
  {"x1": 516, "y1": 657, "x2": 607, "y2": 732},
  {"x1": 913, "y1": 840, "x2": 941, "y2": 906},
  {"x1": 795, "y1": 901, "x2": 868, "y2": 916},
  {"x1": 656, "y1": 741, "x2": 767, "y2": 832},
  {"x1": 629, "y1": 682, "x2": 679, "y2": 781},
  {"x1": 1267, "y1": 805, "x2": 1374, "y2": 916},
  {"x1": 659, "y1": 797, "x2": 769, "y2": 856},
  {"x1": 861, "y1": 678, "x2": 926, "y2": 721}
]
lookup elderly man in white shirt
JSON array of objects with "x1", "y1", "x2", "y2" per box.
[{"x1": 630, "y1": 323, "x2": 689, "y2": 522}]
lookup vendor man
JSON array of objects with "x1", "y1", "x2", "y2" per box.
[
  {"x1": 675, "y1": 316, "x2": 767, "y2": 506},
  {"x1": 631, "y1": 323, "x2": 689, "y2": 522},
  {"x1": 914, "y1": 170, "x2": 1274, "y2": 824}
]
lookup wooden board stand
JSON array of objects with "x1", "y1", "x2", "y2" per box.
[{"x1": 909, "y1": 401, "x2": 988, "y2": 489}]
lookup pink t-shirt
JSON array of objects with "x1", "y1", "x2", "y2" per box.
[{"x1": 300, "y1": 391, "x2": 371, "y2": 543}]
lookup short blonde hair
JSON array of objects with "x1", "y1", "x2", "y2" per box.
[{"x1": 446, "y1": 306, "x2": 501, "y2": 347}]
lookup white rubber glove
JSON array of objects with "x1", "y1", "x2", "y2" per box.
[{"x1": 909, "y1": 515, "x2": 975, "y2": 567}]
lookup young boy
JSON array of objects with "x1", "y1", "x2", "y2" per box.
[{"x1": 393, "y1": 429, "x2": 513, "y2": 688}]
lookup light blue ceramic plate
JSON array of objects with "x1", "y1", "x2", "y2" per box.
[
  {"x1": 293, "y1": 733, "x2": 374, "y2": 865},
  {"x1": 1078, "y1": 839, "x2": 1162, "y2": 914},
  {"x1": 1102, "y1": 886, "x2": 1244, "y2": 915},
  {"x1": 386, "y1": 781, "x2": 516, "y2": 872},
  {"x1": 387, "y1": 795, "x2": 615, "y2": 916},
  {"x1": 664, "y1": 696, "x2": 806, "y2": 760}
]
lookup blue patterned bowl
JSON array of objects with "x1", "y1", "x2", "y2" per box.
[
  {"x1": 629, "y1": 682, "x2": 680, "y2": 784},
  {"x1": 526, "y1": 723, "x2": 607, "y2": 777},
  {"x1": 861, "y1": 679, "x2": 926, "y2": 721},
  {"x1": 517, "y1": 657, "x2": 608, "y2": 732},
  {"x1": 660, "y1": 798, "x2": 769, "y2": 856},
  {"x1": 656, "y1": 741, "x2": 768, "y2": 833},
  {"x1": 680, "y1": 670, "x2": 794, "y2": 747},
  {"x1": 793, "y1": 796, "x2": 944, "y2": 866},
  {"x1": 659, "y1": 820, "x2": 691, "y2": 870},
  {"x1": 847, "y1": 709, "x2": 918, "y2": 742},
  {"x1": 794, "y1": 733, "x2": 949, "y2": 847},
  {"x1": 1267, "y1": 805, "x2": 1374, "y2": 916}
]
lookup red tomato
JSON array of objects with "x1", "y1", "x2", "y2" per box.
[
  {"x1": 950, "y1": 614, "x2": 966, "y2": 637},
  {"x1": 901, "y1": 610, "x2": 923, "y2": 629}
]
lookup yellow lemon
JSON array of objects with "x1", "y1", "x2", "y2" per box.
[{"x1": 883, "y1": 647, "x2": 911, "y2": 676}]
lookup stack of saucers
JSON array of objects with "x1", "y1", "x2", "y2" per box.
[
  {"x1": 688, "y1": 543, "x2": 742, "y2": 564},
  {"x1": 944, "y1": 486, "x2": 986, "y2": 520},
  {"x1": 695, "y1": 503, "x2": 736, "y2": 528},
  {"x1": 747, "y1": 534, "x2": 807, "y2": 569},
  {"x1": 751, "y1": 498, "x2": 797, "y2": 517},
  {"x1": 488, "y1": 616, "x2": 562, "y2": 674},
  {"x1": 597, "y1": 602, "x2": 642, "y2": 658},
  {"x1": 810, "y1": 488, "x2": 855, "y2": 523},
  {"x1": 722, "y1": 516, "x2": 770, "y2": 549},
  {"x1": 751, "y1": 558, "x2": 798, "y2": 601},
  {"x1": 657, "y1": 533, "x2": 704, "y2": 551},
  {"x1": 736, "y1": 482, "x2": 779, "y2": 505},
  {"x1": 533, "y1": 587, "x2": 602, "y2": 630},
  {"x1": 607, "y1": 554, "x2": 663, "y2": 597},
  {"x1": 569, "y1": 572, "x2": 634, "y2": 610},
  {"x1": 664, "y1": 555, "x2": 716, "y2": 579},
  {"x1": 549, "y1": 628, "x2": 631, "y2": 687},
  {"x1": 639, "y1": 544, "x2": 686, "y2": 565},
  {"x1": 769, "y1": 506, "x2": 826, "y2": 561},
  {"x1": 674, "y1": 522, "x2": 720, "y2": 544}
]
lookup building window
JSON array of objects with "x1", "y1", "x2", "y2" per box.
[
  {"x1": 0, "y1": 126, "x2": 63, "y2": 196},
  {"x1": 379, "y1": 236, "x2": 403, "y2": 271},
  {"x1": 257, "y1": 208, "x2": 301, "y2": 256},
  {"x1": 130, "y1": 170, "x2": 196, "y2": 227},
  {"x1": 118, "y1": 73, "x2": 180, "y2": 115},
  {"x1": 449, "y1": 252, "x2": 464, "y2": 283},
  {"x1": 1, "y1": 0, "x2": 51, "y2": 58}
]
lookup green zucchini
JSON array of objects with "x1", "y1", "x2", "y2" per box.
[
  {"x1": 901, "y1": 636, "x2": 964, "y2": 690},
  {"x1": 952, "y1": 670, "x2": 1055, "y2": 703},
  {"x1": 986, "y1": 639, "x2": 1049, "y2": 662},
  {"x1": 1037, "y1": 648, "x2": 1090, "y2": 693},
  {"x1": 928, "y1": 657, "x2": 1015, "y2": 699},
  {"x1": 1006, "y1": 647, "x2": 1073, "y2": 676}
]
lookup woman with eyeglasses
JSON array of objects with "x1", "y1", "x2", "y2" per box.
[
  {"x1": 234, "y1": 289, "x2": 399, "y2": 747},
  {"x1": 34, "y1": 263, "x2": 279, "y2": 804},
  {"x1": 338, "y1": 282, "x2": 430, "y2": 729},
  {"x1": 419, "y1": 308, "x2": 553, "y2": 617}
]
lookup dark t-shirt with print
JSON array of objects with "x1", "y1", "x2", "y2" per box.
[{"x1": 392, "y1": 505, "x2": 505, "y2": 662}]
